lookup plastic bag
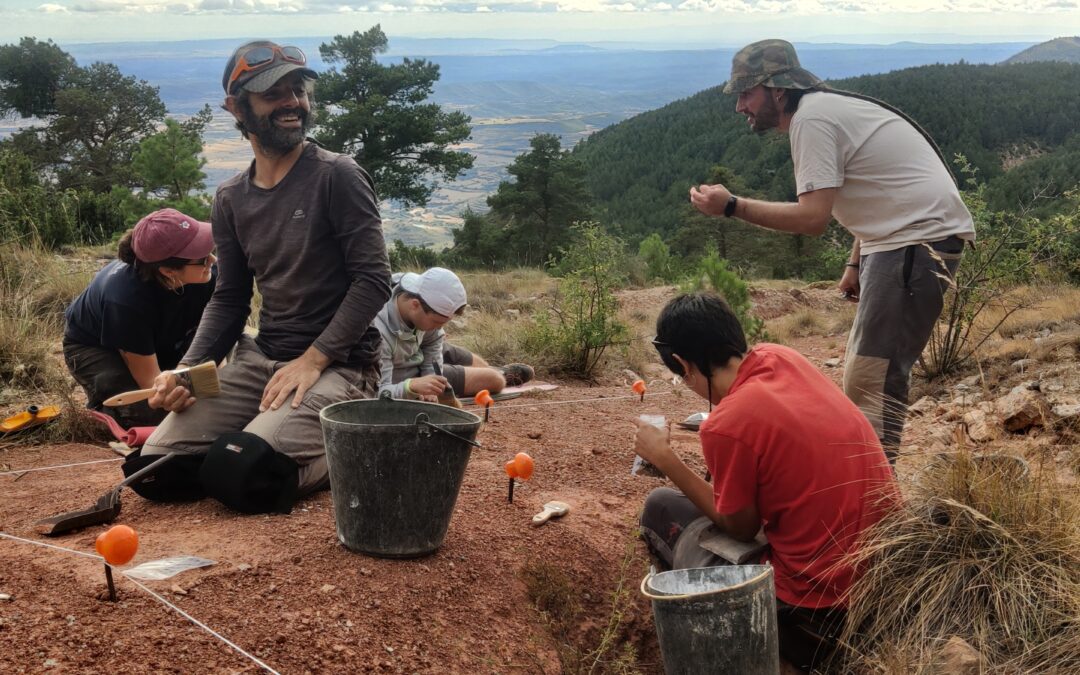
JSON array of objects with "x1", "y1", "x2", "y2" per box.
[{"x1": 123, "y1": 556, "x2": 216, "y2": 581}]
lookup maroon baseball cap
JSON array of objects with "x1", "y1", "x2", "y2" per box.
[{"x1": 131, "y1": 209, "x2": 214, "y2": 263}]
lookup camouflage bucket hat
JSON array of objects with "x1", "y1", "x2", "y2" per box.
[{"x1": 723, "y1": 39, "x2": 823, "y2": 95}]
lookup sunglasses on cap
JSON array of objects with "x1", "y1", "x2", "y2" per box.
[{"x1": 227, "y1": 45, "x2": 306, "y2": 95}]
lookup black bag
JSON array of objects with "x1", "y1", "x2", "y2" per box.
[
  {"x1": 122, "y1": 449, "x2": 206, "y2": 502},
  {"x1": 199, "y1": 432, "x2": 299, "y2": 514}
]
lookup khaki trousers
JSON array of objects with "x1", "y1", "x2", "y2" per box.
[{"x1": 141, "y1": 334, "x2": 377, "y2": 494}]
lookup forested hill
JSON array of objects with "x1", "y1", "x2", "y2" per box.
[
  {"x1": 573, "y1": 60, "x2": 1080, "y2": 243},
  {"x1": 1003, "y1": 37, "x2": 1080, "y2": 64}
]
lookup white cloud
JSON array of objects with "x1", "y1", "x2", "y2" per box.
[{"x1": 27, "y1": 0, "x2": 1080, "y2": 14}]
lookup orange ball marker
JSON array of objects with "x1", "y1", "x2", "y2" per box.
[
  {"x1": 475, "y1": 389, "x2": 494, "y2": 421},
  {"x1": 504, "y1": 452, "x2": 534, "y2": 503},
  {"x1": 95, "y1": 525, "x2": 139, "y2": 601},
  {"x1": 632, "y1": 379, "x2": 646, "y2": 402}
]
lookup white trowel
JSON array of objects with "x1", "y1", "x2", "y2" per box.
[{"x1": 531, "y1": 501, "x2": 571, "y2": 527}]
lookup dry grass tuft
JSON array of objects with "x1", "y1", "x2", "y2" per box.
[
  {"x1": 979, "y1": 337, "x2": 1035, "y2": 363},
  {"x1": 448, "y1": 312, "x2": 533, "y2": 370},
  {"x1": 0, "y1": 245, "x2": 80, "y2": 391},
  {"x1": 766, "y1": 304, "x2": 856, "y2": 345},
  {"x1": 458, "y1": 268, "x2": 554, "y2": 316},
  {"x1": 1031, "y1": 333, "x2": 1080, "y2": 362},
  {"x1": 617, "y1": 306, "x2": 656, "y2": 379},
  {"x1": 839, "y1": 452, "x2": 1080, "y2": 672},
  {"x1": 767, "y1": 309, "x2": 827, "y2": 343},
  {"x1": 46, "y1": 397, "x2": 114, "y2": 445},
  {"x1": 991, "y1": 285, "x2": 1080, "y2": 338},
  {"x1": 0, "y1": 245, "x2": 109, "y2": 444}
]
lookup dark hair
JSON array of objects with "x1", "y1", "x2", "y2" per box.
[
  {"x1": 227, "y1": 90, "x2": 253, "y2": 140},
  {"x1": 654, "y1": 292, "x2": 747, "y2": 378},
  {"x1": 781, "y1": 87, "x2": 808, "y2": 114},
  {"x1": 117, "y1": 230, "x2": 188, "y2": 285}
]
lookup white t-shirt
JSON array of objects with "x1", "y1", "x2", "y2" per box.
[{"x1": 789, "y1": 92, "x2": 975, "y2": 255}]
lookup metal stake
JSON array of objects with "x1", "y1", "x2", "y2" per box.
[{"x1": 104, "y1": 564, "x2": 117, "y2": 601}]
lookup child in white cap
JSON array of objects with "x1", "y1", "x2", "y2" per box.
[{"x1": 375, "y1": 268, "x2": 509, "y2": 399}]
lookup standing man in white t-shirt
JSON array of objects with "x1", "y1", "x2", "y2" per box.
[{"x1": 690, "y1": 39, "x2": 975, "y2": 463}]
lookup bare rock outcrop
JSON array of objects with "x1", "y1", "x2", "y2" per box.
[{"x1": 995, "y1": 386, "x2": 1047, "y2": 432}]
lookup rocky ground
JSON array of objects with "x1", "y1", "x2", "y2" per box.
[{"x1": 0, "y1": 285, "x2": 1076, "y2": 673}]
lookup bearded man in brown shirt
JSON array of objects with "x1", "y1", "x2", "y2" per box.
[{"x1": 127, "y1": 41, "x2": 391, "y2": 514}]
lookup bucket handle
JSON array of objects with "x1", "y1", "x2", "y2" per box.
[{"x1": 414, "y1": 413, "x2": 482, "y2": 448}]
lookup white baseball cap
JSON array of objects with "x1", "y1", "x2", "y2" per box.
[{"x1": 398, "y1": 267, "x2": 467, "y2": 317}]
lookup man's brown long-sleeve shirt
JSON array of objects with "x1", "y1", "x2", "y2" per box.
[{"x1": 184, "y1": 142, "x2": 391, "y2": 368}]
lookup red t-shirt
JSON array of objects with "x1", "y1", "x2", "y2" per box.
[{"x1": 701, "y1": 344, "x2": 897, "y2": 609}]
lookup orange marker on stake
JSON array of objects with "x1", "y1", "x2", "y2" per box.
[
  {"x1": 95, "y1": 525, "x2": 138, "y2": 601},
  {"x1": 504, "y1": 452, "x2": 534, "y2": 503},
  {"x1": 632, "y1": 379, "x2": 646, "y2": 402},
  {"x1": 476, "y1": 389, "x2": 494, "y2": 422}
]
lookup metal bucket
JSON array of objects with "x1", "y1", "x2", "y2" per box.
[
  {"x1": 641, "y1": 565, "x2": 779, "y2": 675},
  {"x1": 320, "y1": 394, "x2": 481, "y2": 558}
]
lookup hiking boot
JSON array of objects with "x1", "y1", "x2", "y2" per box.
[{"x1": 500, "y1": 363, "x2": 534, "y2": 387}]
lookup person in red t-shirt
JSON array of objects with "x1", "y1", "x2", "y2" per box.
[{"x1": 636, "y1": 292, "x2": 897, "y2": 671}]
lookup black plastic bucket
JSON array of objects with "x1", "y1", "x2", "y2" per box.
[
  {"x1": 641, "y1": 565, "x2": 779, "y2": 674},
  {"x1": 320, "y1": 395, "x2": 481, "y2": 558}
]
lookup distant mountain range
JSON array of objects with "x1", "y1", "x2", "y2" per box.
[
  {"x1": 1003, "y1": 36, "x2": 1080, "y2": 64},
  {"x1": 2, "y1": 37, "x2": 1044, "y2": 248},
  {"x1": 573, "y1": 59, "x2": 1080, "y2": 252}
]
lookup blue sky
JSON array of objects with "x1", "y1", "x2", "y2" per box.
[{"x1": 2, "y1": 0, "x2": 1077, "y2": 45}]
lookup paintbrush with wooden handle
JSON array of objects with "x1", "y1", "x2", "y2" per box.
[
  {"x1": 103, "y1": 361, "x2": 221, "y2": 407},
  {"x1": 432, "y1": 361, "x2": 463, "y2": 409}
]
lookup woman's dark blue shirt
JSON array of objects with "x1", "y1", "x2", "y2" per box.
[{"x1": 64, "y1": 260, "x2": 216, "y2": 370}]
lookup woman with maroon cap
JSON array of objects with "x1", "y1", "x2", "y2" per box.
[{"x1": 63, "y1": 208, "x2": 217, "y2": 428}]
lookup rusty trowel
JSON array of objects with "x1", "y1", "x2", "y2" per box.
[{"x1": 34, "y1": 453, "x2": 175, "y2": 536}]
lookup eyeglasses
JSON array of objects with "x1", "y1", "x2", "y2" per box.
[
  {"x1": 227, "y1": 45, "x2": 306, "y2": 95},
  {"x1": 185, "y1": 252, "x2": 216, "y2": 267},
  {"x1": 650, "y1": 336, "x2": 670, "y2": 350}
]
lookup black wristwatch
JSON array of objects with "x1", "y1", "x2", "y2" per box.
[{"x1": 724, "y1": 195, "x2": 738, "y2": 218}]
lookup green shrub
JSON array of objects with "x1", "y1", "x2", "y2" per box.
[
  {"x1": 680, "y1": 247, "x2": 767, "y2": 341},
  {"x1": 921, "y1": 162, "x2": 1080, "y2": 378},
  {"x1": 0, "y1": 151, "x2": 129, "y2": 248},
  {"x1": 637, "y1": 232, "x2": 674, "y2": 282},
  {"x1": 388, "y1": 239, "x2": 440, "y2": 271},
  {"x1": 523, "y1": 223, "x2": 630, "y2": 378}
]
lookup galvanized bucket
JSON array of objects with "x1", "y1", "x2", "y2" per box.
[
  {"x1": 320, "y1": 393, "x2": 481, "y2": 558},
  {"x1": 641, "y1": 565, "x2": 779, "y2": 674}
]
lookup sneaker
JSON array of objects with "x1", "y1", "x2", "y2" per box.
[{"x1": 500, "y1": 363, "x2": 535, "y2": 387}]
